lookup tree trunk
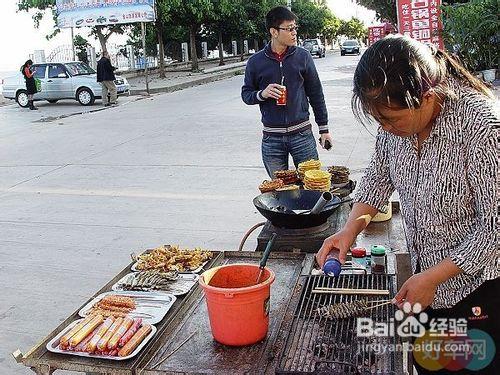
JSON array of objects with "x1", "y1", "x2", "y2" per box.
[
  {"x1": 238, "y1": 40, "x2": 244, "y2": 62},
  {"x1": 218, "y1": 29, "x2": 225, "y2": 66},
  {"x1": 95, "y1": 26, "x2": 107, "y2": 53},
  {"x1": 189, "y1": 25, "x2": 199, "y2": 71},
  {"x1": 157, "y1": 20, "x2": 166, "y2": 79},
  {"x1": 254, "y1": 39, "x2": 259, "y2": 52}
]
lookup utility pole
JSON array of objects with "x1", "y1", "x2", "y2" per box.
[
  {"x1": 71, "y1": 27, "x2": 76, "y2": 61},
  {"x1": 141, "y1": 22, "x2": 150, "y2": 95}
]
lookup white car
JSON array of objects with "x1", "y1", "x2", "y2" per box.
[{"x1": 1, "y1": 61, "x2": 130, "y2": 107}]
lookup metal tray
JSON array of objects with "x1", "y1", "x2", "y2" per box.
[
  {"x1": 79, "y1": 291, "x2": 176, "y2": 325},
  {"x1": 46, "y1": 318, "x2": 157, "y2": 361},
  {"x1": 112, "y1": 273, "x2": 199, "y2": 296}
]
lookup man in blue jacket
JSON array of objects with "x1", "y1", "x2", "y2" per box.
[
  {"x1": 97, "y1": 51, "x2": 117, "y2": 106},
  {"x1": 242, "y1": 6, "x2": 332, "y2": 178}
]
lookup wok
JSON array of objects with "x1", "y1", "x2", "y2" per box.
[{"x1": 253, "y1": 190, "x2": 351, "y2": 229}]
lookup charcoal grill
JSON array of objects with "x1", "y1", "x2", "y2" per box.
[{"x1": 276, "y1": 274, "x2": 399, "y2": 374}]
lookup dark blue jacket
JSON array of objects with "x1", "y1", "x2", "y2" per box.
[
  {"x1": 241, "y1": 43, "x2": 329, "y2": 134},
  {"x1": 97, "y1": 57, "x2": 116, "y2": 82}
]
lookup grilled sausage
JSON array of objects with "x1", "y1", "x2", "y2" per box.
[
  {"x1": 60, "y1": 315, "x2": 94, "y2": 347},
  {"x1": 68, "y1": 315, "x2": 104, "y2": 347},
  {"x1": 85, "y1": 316, "x2": 115, "y2": 353},
  {"x1": 107, "y1": 316, "x2": 133, "y2": 350},
  {"x1": 118, "y1": 318, "x2": 142, "y2": 347},
  {"x1": 97, "y1": 317, "x2": 123, "y2": 351},
  {"x1": 118, "y1": 324, "x2": 152, "y2": 357}
]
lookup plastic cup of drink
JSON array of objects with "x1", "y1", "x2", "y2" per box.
[{"x1": 276, "y1": 86, "x2": 287, "y2": 106}]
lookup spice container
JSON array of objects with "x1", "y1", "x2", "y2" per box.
[
  {"x1": 371, "y1": 245, "x2": 386, "y2": 273},
  {"x1": 351, "y1": 247, "x2": 367, "y2": 270}
]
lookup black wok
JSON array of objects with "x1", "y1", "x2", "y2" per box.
[{"x1": 253, "y1": 190, "x2": 351, "y2": 229}]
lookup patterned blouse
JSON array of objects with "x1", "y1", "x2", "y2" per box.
[{"x1": 354, "y1": 79, "x2": 499, "y2": 309}]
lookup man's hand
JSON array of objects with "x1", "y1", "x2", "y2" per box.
[
  {"x1": 393, "y1": 273, "x2": 438, "y2": 310},
  {"x1": 319, "y1": 133, "x2": 333, "y2": 149},
  {"x1": 261, "y1": 84, "x2": 284, "y2": 100}
]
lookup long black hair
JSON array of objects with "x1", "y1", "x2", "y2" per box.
[
  {"x1": 20, "y1": 59, "x2": 33, "y2": 72},
  {"x1": 352, "y1": 35, "x2": 493, "y2": 125}
]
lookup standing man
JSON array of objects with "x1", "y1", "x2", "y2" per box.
[
  {"x1": 241, "y1": 6, "x2": 332, "y2": 177},
  {"x1": 97, "y1": 51, "x2": 117, "y2": 107}
]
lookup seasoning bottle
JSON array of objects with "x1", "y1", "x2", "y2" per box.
[
  {"x1": 351, "y1": 247, "x2": 367, "y2": 270},
  {"x1": 323, "y1": 248, "x2": 342, "y2": 277},
  {"x1": 371, "y1": 245, "x2": 386, "y2": 273}
]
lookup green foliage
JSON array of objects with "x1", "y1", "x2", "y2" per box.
[
  {"x1": 339, "y1": 17, "x2": 368, "y2": 40},
  {"x1": 74, "y1": 35, "x2": 90, "y2": 63},
  {"x1": 355, "y1": 0, "x2": 397, "y2": 24},
  {"x1": 442, "y1": 0, "x2": 500, "y2": 71}
]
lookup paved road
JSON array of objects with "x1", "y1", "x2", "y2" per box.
[{"x1": 0, "y1": 51, "x2": 376, "y2": 374}]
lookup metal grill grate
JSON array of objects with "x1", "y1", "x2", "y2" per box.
[{"x1": 276, "y1": 274, "x2": 398, "y2": 374}]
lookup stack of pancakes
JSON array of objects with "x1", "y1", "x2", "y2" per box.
[
  {"x1": 274, "y1": 169, "x2": 300, "y2": 185},
  {"x1": 298, "y1": 159, "x2": 321, "y2": 180},
  {"x1": 327, "y1": 166, "x2": 350, "y2": 185},
  {"x1": 303, "y1": 170, "x2": 332, "y2": 192}
]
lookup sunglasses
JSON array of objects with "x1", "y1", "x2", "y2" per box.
[{"x1": 277, "y1": 25, "x2": 299, "y2": 32}]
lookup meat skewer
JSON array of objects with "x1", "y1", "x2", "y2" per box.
[{"x1": 317, "y1": 299, "x2": 393, "y2": 319}]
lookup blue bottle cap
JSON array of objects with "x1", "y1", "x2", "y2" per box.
[{"x1": 323, "y1": 258, "x2": 342, "y2": 277}]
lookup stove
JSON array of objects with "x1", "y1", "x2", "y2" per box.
[{"x1": 256, "y1": 203, "x2": 351, "y2": 253}]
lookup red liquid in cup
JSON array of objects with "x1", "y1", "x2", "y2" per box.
[{"x1": 277, "y1": 86, "x2": 287, "y2": 106}]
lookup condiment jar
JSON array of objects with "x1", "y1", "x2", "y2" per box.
[
  {"x1": 371, "y1": 245, "x2": 386, "y2": 273},
  {"x1": 351, "y1": 247, "x2": 367, "y2": 270}
]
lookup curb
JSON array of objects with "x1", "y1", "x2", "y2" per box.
[{"x1": 129, "y1": 68, "x2": 245, "y2": 95}]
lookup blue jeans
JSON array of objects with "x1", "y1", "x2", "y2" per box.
[{"x1": 261, "y1": 129, "x2": 319, "y2": 178}]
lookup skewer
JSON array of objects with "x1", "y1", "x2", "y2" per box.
[{"x1": 312, "y1": 287, "x2": 389, "y2": 296}]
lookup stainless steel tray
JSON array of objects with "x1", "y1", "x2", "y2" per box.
[
  {"x1": 78, "y1": 291, "x2": 176, "y2": 325},
  {"x1": 112, "y1": 273, "x2": 199, "y2": 296},
  {"x1": 46, "y1": 318, "x2": 157, "y2": 361}
]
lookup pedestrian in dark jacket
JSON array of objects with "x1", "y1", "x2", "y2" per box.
[
  {"x1": 241, "y1": 6, "x2": 332, "y2": 177},
  {"x1": 21, "y1": 59, "x2": 38, "y2": 110},
  {"x1": 97, "y1": 51, "x2": 117, "y2": 106}
]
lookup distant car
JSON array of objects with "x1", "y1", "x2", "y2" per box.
[
  {"x1": 1, "y1": 61, "x2": 130, "y2": 107},
  {"x1": 340, "y1": 40, "x2": 361, "y2": 56},
  {"x1": 302, "y1": 39, "x2": 326, "y2": 58}
]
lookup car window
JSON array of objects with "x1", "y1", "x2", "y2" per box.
[
  {"x1": 343, "y1": 41, "x2": 358, "y2": 46},
  {"x1": 48, "y1": 65, "x2": 67, "y2": 78},
  {"x1": 65, "y1": 62, "x2": 95, "y2": 76},
  {"x1": 32, "y1": 65, "x2": 47, "y2": 79},
  {"x1": 304, "y1": 40, "x2": 318, "y2": 45}
]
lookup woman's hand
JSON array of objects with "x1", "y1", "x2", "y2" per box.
[
  {"x1": 393, "y1": 272, "x2": 438, "y2": 310},
  {"x1": 316, "y1": 229, "x2": 356, "y2": 267}
]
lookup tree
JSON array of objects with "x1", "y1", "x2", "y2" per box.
[
  {"x1": 355, "y1": 0, "x2": 397, "y2": 24},
  {"x1": 292, "y1": 0, "x2": 332, "y2": 39},
  {"x1": 74, "y1": 35, "x2": 90, "y2": 63},
  {"x1": 339, "y1": 17, "x2": 368, "y2": 41}
]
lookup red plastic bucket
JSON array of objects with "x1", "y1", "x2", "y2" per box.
[{"x1": 199, "y1": 263, "x2": 275, "y2": 346}]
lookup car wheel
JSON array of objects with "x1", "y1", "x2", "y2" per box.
[
  {"x1": 16, "y1": 90, "x2": 29, "y2": 108},
  {"x1": 47, "y1": 99, "x2": 58, "y2": 104},
  {"x1": 76, "y1": 87, "x2": 95, "y2": 106}
]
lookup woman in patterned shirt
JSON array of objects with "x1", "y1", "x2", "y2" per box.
[{"x1": 316, "y1": 35, "x2": 498, "y2": 373}]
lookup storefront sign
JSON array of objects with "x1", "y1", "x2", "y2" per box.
[
  {"x1": 397, "y1": 0, "x2": 444, "y2": 49},
  {"x1": 56, "y1": 0, "x2": 155, "y2": 28}
]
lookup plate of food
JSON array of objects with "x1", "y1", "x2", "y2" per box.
[
  {"x1": 112, "y1": 271, "x2": 199, "y2": 296},
  {"x1": 79, "y1": 291, "x2": 176, "y2": 325},
  {"x1": 131, "y1": 245, "x2": 213, "y2": 273},
  {"x1": 46, "y1": 315, "x2": 156, "y2": 360}
]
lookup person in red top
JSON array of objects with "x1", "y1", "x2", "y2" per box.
[{"x1": 21, "y1": 59, "x2": 38, "y2": 110}]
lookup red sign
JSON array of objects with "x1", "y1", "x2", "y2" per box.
[
  {"x1": 368, "y1": 26, "x2": 386, "y2": 46},
  {"x1": 397, "y1": 0, "x2": 444, "y2": 49}
]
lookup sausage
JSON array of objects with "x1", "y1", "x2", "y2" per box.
[
  {"x1": 69, "y1": 315, "x2": 104, "y2": 347},
  {"x1": 73, "y1": 324, "x2": 102, "y2": 352},
  {"x1": 119, "y1": 318, "x2": 142, "y2": 347},
  {"x1": 85, "y1": 316, "x2": 115, "y2": 353},
  {"x1": 109, "y1": 349, "x2": 119, "y2": 356},
  {"x1": 60, "y1": 315, "x2": 95, "y2": 347},
  {"x1": 97, "y1": 317, "x2": 123, "y2": 351},
  {"x1": 107, "y1": 316, "x2": 133, "y2": 350},
  {"x1": 118, "y1": 324, "x2": 152, "y2": 357}
]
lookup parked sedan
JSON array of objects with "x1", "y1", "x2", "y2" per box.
[
  {"x1": 1, "y1": 62, "x2": 130, "y2": 107},
  {"x1": 340, "y1": 40, "x2": 361, "y2": 56},
  {"x1": 302, "y1": 39, "x2": 326, "y2": 58}
]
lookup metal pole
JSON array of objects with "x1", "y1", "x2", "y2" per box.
[
  {"x1": 71, "y1": 27, "x2": 76, "y2": 61},
  {"x1": 141, "y1": 22, "x2": 150, "y2": 95}
]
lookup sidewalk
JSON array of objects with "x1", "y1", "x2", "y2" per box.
[{"x1": 126, "y1": 60, "x2": 247, "y2": 95}]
